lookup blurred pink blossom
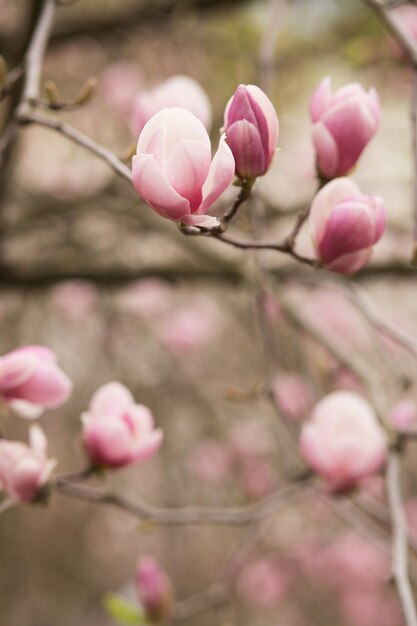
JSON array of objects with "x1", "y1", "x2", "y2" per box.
[
  {"x1": 300, "y1": 391, "x2": 388, "y2": 491},
  {"x1": 229, "y1": 421, "x2": 275, "y2": 459},
  {"x1": 311, "y1": 77, "x2": 380, "y2": 178},
  {"x1": 272, "y1": 374, "x2": 312, "y2": 420},
  {"x1": 50, "y1": 280, "x2": 98, "y2": 322},
  {"x1": 136, "y1": 556, "x2": 173, "y2": 624},
  {"x1": 0, "y1": 345, "x2": 72, "y2": 418},
  {"x1": 131, "y1": 74, "x2": 212, "y2": 137},
  {"x1": 156, "y1": 298, "x2": 220, "y2": 355},
  {"x1": 187, "y1": 439, "x2": 234, "y2": 484},
  {"x1": 389, "y1": 399, "x2": 417, "y2": 431},
  {"x1": 0, "y1": 426, "x2": 56, "y2": 503},
  {"x1": 82, "y1": 382, "x2": 163, "y2": 468},
  {"x1": 240, "y1": 457, "x2": 277, "y2": 498},
  {"x1": 236, "y1": 558, "x2": 289, "y2": 608},
  {"x1": 117, "y1": 279, "x2": 172, "y2": 320},
  {"x1": 100, "y1": 61, "x2": 143, "y2": 117}
]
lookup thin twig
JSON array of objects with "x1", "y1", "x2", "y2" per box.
[
  {"x1": 54, "y1": 477, "x2": 310, "y2": 526},
  {"x1": 19, "y1": 0, "x2": 56, "y2": 108}
]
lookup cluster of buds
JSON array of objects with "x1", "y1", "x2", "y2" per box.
[{"x1": 130, "y1": 72, "x2": 385, "y2": 274}]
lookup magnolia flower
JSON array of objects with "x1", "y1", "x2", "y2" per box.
[
  {"x1": 82, "y1": 382, "x2": 163, "y2": 468},
  {"x1": 0, "y1": 345, "x2": 72, "y2": 418},
  {"x1": 309, "y1": 178, "x2": 386, "y2": 273},
  {"x1": 300, "y1": 391, "x2": 388, "y2": 491},
  {"x1": 311, "y1": 77, "x2": 380, "y2": 179},
  {"x1": 131, "y1": 74, "x2": 212, "y2": 136},
  {"x1": 136, "y1": 557, "x2": 173, "y2": 624},
  {"x1": 224, "y1": 84, "x2": 279, "y2": 179},
  {"x1": 132, "y1": 107, "x2": 235, "y2": 227},
  {"x1": 0, "y1": 426, "x2": 56, "y2": 502}
]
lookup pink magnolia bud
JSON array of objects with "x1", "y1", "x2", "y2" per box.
[
  {"x1": 0, "y1": 346, "x2": 72, "y2": 418},
  {"x1": 300, "y1": 391, "x2": 388, "y2": 492},
  {"x1": 0, "y1": 426, "x2": 56, "y2": 502},
  {"x1": 136, "y1": 557, "x2": 173, "y2": 623},
  {"x1": 82, "y1": 382, "x2": 163, "y2": 468},
  {"x1": 187, "y1": 439, "x2": 234, "y2": 484},
  {"x1": 131, "y1": 74, "x2": 212, "y2": 137},
  {"x1": 311, "y1": 77, "x2": 380, "y2": 179},
  {"x1": 224, "y1": 84, "x2": 279, "y2": 179},
  {"x1": 132, "y1": 107, "x2": 235, "y2": 227},
  {"x1": 309, "y1": 178, "x2": 386, "y2": 273}
]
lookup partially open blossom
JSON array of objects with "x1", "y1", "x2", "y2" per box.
[
  {"x1": 224, "y1": 84, "x2": 279, "y2": 179},
  {"x1": 132, "y1": 107, "x2": 235, "y2": 227},
  {"x1": 309, "y1": 178, "x2": 386, "y2": 273},
  {"x1": 0, "y1": 346, "x2": 72, "y2": 418},
  {"x1": 0, "y1": 426, "x2": 56, "y2": 502},
  {"x1": 136, "y1": 557, "x2": 173, "y2": 623},
  {"x1": 300, "y1": 391, "x2": 388, "y2": 491},
  {"x1": 311, "y1": 77, "x2": 380, "y2": 178},
  {"x1": 131, "y1": 74, "x2": 212, "y2": 137},
  {"x1": 82, "y1": 382, "x2": 162, "y2": 468}
]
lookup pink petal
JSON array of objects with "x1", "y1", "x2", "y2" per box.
[
  {"x1": 0, "y1": 352, "x2": 38, "y2": 391},
  {"x1": 132, "y1": 154, "x2": 191, "y2": 220},
  {"x1": 29, "y1": 425, "x2": 48, "y2": 454},
  {"x1": 312, "y1": 122, "x2": 339, "y2": 179},
  {"x1": 226, "y1": 120, "x2": 266, "y2": 178},
  {"x1": 310, "y1": 77, "x2": 333, "y2": 123},
  {"x1": 8, "y1": 400, "x2": 44, "y2": 420},
  {"x1": 200, "y1": 134, "x2": 235, "y2": 213},
  {"x1": 165, "y1": 139, "x2": 211, "y2": 212},
  {"x1": 84, "y1": 418, "x2": 134, "y2": 467},
  {"x1": 134, "y1": 429, "x2": 163, "y2": 462},
  {"x1": 310, "y1": 178, "x2": 360, "y2": 247},
  {"x1": 322, "y1": 99, "x2": 379, "y2": 175},
  {"x1": 325, "y1": 248, "x2": 373, "y2": 274},
  {"x1": 90, "y1": 382, "x2": 134, "y2": 419},
  {"x1": 318, "y1": 200, "x2": 375, "y2": 264},
  {"x1": 246, "y1": 84, "x2": 279, "y2": 158},
  {"x1": 10, "y1": 361, "x2": 72, "y2": 408}
]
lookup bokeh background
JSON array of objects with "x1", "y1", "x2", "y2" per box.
[{"x1": 1, "y1": 1, "x2": 417, "y2": 625}]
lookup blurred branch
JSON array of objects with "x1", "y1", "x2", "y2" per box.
[
  {"x1": 17, "y1": 110, "x2": 132, "y2": 180},
  {"x1": 362, "y1": 0, "x2": 417, "y2": 66},
  {"x1": 55, "y1": 477, "x2": 310, "y2": 526},
  {"x1": 387, "y1": 450, "x2": 417, "y2": 626}
]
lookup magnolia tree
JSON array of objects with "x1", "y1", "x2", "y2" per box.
[{"x1": 3, "y1": 0, "x2": 417, "y2": 625}]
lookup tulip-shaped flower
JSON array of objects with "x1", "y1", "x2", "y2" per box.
[
  {"x1": 300, "y1": 391, "x2": 388, "y2": 492},
  {"x1": 136, "y1": 557, "x2": 173, "y2": 624},
  {"x1": 131, "y1": 74, "x2": 212, "y2": 136},
  {"x1": 309, "y1": 178, "x2": 386, "y2": 273},
  {"x1": 0, "y1": 345, "x2": 72, "y2": 418},
  {"x1": 82, "y1": 382, "x2": 163, "y2": 468},
  {"x1": 224, "y1": 84, "x2": 279, "y2": 180},
  {"x1": 132, "y1": 107, "x2": 235, "y2": 227},
  {"x1": 311, "y1": 77, "x2": 380, "y2": 179},
  {"x1": 0, "y1": 426, "x2": 56, "y2": 503}
]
